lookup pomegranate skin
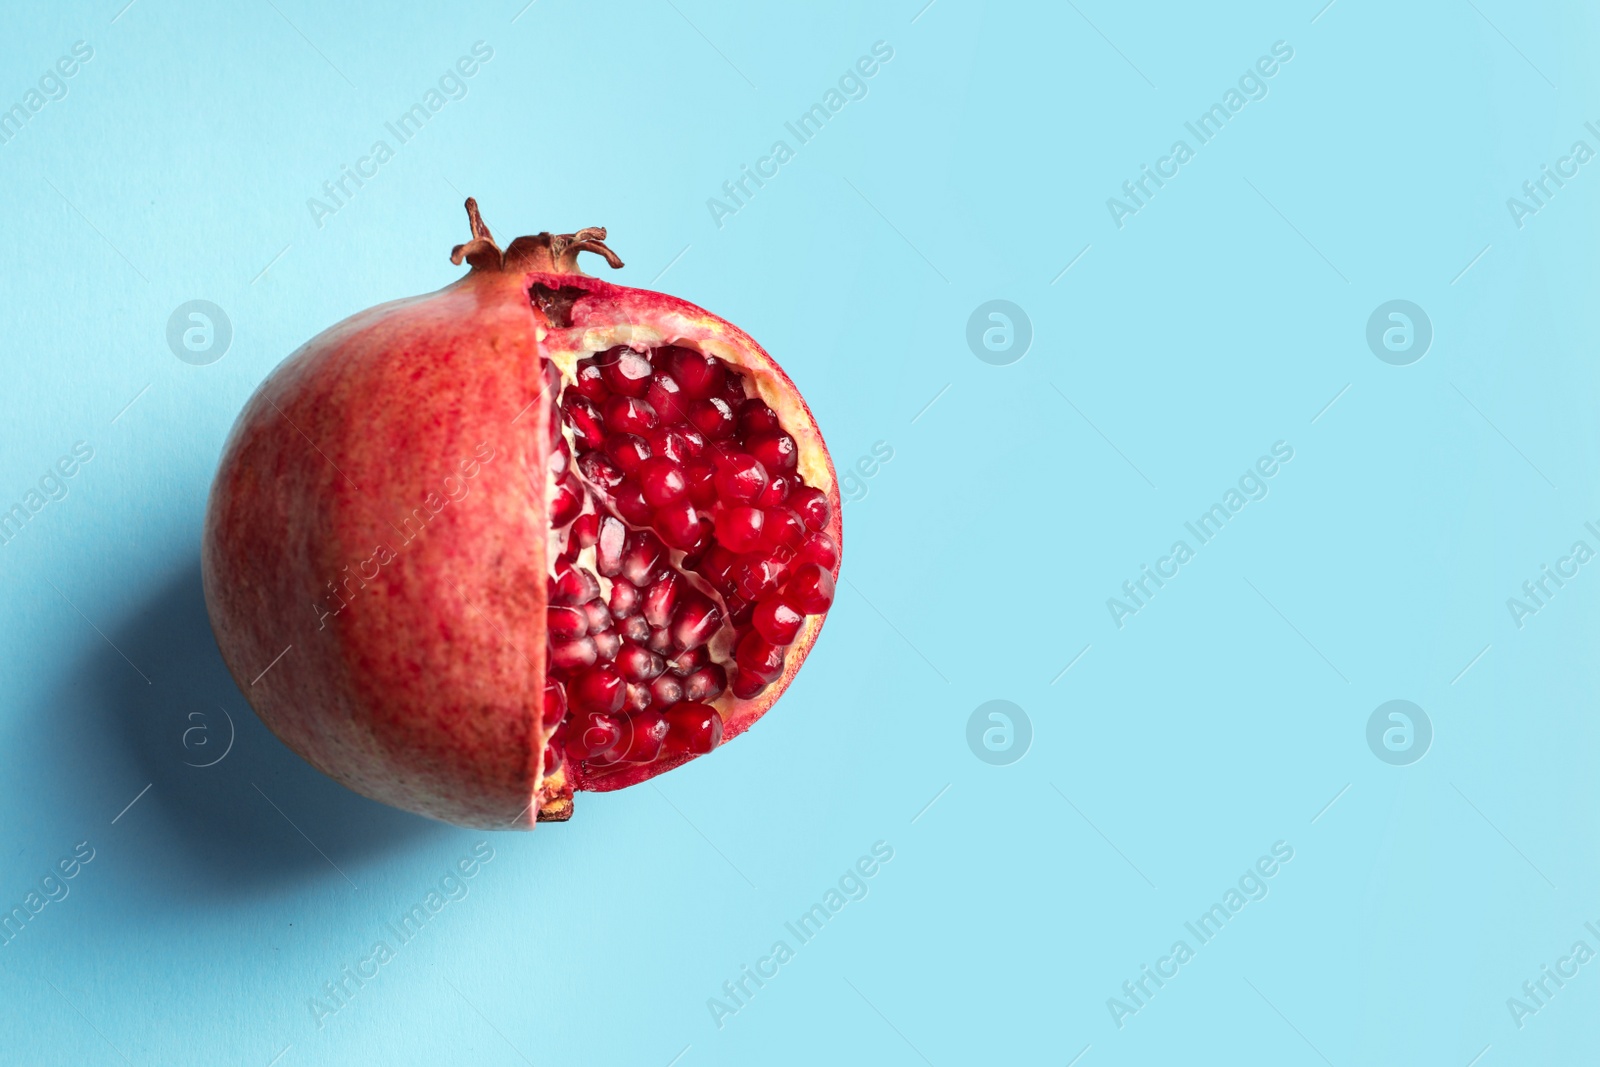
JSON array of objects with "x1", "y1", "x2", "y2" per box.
[
  {"x1": 203, "y1": 203, "x2": 841, "y2": 828},
  {"x1": 203, "y1": 269, "x2": 555, "y2": 829}
]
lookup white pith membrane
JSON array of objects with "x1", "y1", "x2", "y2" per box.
[{"x1": 532, "y1": 326, "x2": 837, "y2": 810}]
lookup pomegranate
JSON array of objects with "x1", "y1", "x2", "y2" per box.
[{"x1": 202, "y1": 200, "x2": 840, "y2": 828}]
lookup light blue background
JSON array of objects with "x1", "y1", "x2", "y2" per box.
[{"x1": 2, "y1": 0, "x2": 1597, "y2": 1063}]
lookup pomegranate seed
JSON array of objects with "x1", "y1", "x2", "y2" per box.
[
  {"x1": 573, "y1": 665, "x2": 625, "y2": 714},
  {"x1": 647, "y1": 374, "x2": 688, "y2": 424},
  {"x1": 609, "y1": 579, "x2": 638, "y2": 617},
  {"x1": 577, "y1": 451, "x2": 624, "y2": 490},
  {"x1": 748, "y1": 432, "x2": 797, "y2": 473},
  {"x1": 642, "y1": 573, "x2": 680, "y2": 628},
  {"x1": 621, "y1": 533, "x2": 665, "y2": 587},
  {"x1": 568, "y1": 712, "x2": 624, "y2": 759},
  {"x1": 716, "y1": 505, "x2": 765, "y2": 553},
  {"x1": 617, "y1": 642, "x2": 665, "y2": 683},
  {"x1": 662, "y1": 703, "x2": 724, "y2": 756},
  {"x1": 759, "y1": 507, "x2": 806, "y2": 552},
  {"x1": 715, "y1": 453, "x2": 769, "y2": 502},
  {"x1": 621, "y1": 615, "x2": 650, "y2": 642},
  {"x1": 798, "y1": 530, "x2": 838, "y2": 570},
  {"x1": 603, "y1": 395, "x2": 657, "y2": 435},
  {"x1": 612, "y1": 480, "x2": 654, "y2": 525},
  {"x1": 738, "y1": 398, "x2": 781, "y2": 437},
  {"x1": 543, "y1": 680, "x2": 566, "y2": 726},
  {"x1": 663, "y1": 345, "x2": 723, "y2": 399},
  {"x1": 736, "y1": 630, "x2": 786, "y2": 676},
  {"x1": 638, "y1": 457, "x2": 688, "y2": 507},
  {"x1": 600, "y1": 346, "x2": 653, "y2": 397},
  {"x1": 756, "y1": 474, "x2": 791, "y2": 506},
  {"x1": 574, "y1": 357, "x2": 608, "y2": 400},
  {"x1": 596, "y1": 516, "x2": 627, "y2": 576},
  {"x1": 688, "y1": 397, "x2": 736, "y2": 439},
  {"x1": 669, "y1": 645, "x2": 709, "y2": 676},
  {"x1": 685, "y1": 459, "x2": 718, "y2": 506},
  {"x1": 679, "y1": 539, "x2": 711, "y2": 572},
  {"x1": 724, "y1": 593, "x2": 755, "y2": 628},
  {"x1": 581, "y1": 599, "x2": 611, "y2": 633},
  {"x1": 695, "y1": 546, "x2": 739, "y2": 594},
  {"x1": 671, "y1": 594, "x2": 721, "y2": 650},
  {"x1": 648, "y1": 674, "x2": 683, "y2": 708},
  {"x1": 548, "y1": 445, "x2": 570, "y2": 477},
  {"x1": 569, "y1": 511, "x2": 600, "y2": 551},
  {"x1": 734, "y1": 555, "x2": 787, "y2": 600},
  {"x1": 549, "y1": 637, "x2": 598, "y2": 670},
  {"x1": 681, "y1": 428, "x2": 706, "y2": 457},
  {"x1": 753, "y1": 596, "x2": 804, "y2": 645},
  {"x1": 563, "y1": 396, "x2": 605, "y2": 450},
  {"x1": 592, "y1": 629, "x2": 620, "y2": 660},
  {"x1": 541, "y1": 743, "x2": 563, "y2": 775},
  {"x1": 606, "y1": 433, "x2": 651, "y2": 473},
  {"x1": 547, "y1": 606, "x2": 586, "y2": 639},
  {"x1": 620, "y1": 712, "x2": 669, "y2": 762},
  {"x1": 682, "y1": 664, "x2": 727, "y2": 702},
  {"x1": 731, "y1": 670, "x2": 769, "y2": 700},
  {"x1": 625, "y1": 684, "x2": 652, "y2": 713},
  {"x1": 786, "y1": 562, "x2": 835, "y2": 613},
  {"x1": 647, "y1": 627, "x2": 673, "y2": 652},
  {"x1": 649, "y1": 428, "x2": 690, "y2": 465},
  {"x1": 655, "y1": 501, "x2": 705, "y2": 550},
  {"x1": 717, "y1": 362, "x2": 748, "y2": 404},
  {"x1": 549, "y1": 477, "x2": 582, "y2": 527},
  {"x1": 788, "y1": 486, "x2": 830, "y2": 531},
  {"x1": 550, "y1": 560, "x2": 600, "y2": 605}
]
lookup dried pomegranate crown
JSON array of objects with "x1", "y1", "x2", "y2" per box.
[{"x1": 449, "y1": 196, "x2": 625, "y2": 275}]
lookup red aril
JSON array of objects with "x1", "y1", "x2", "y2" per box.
[
  {"x1": 600, "y1": 347, "x2": 652, "y2": 396},
  {"x1": 798, "y1": 531, "x2": 839, "y2": 570},
  {"x1": 202, "y1": 199, "x2": 841, "y2": 828},
  {"x1": 663, "y1": 703, "x2": 724, "y2": 755},
  {"x1": 689, "y1": 398, "x2": 736, "y2": 439},
  {"x1": 637, "y1": 457, "x2": 688, "y2": 507},
  {"x1": 715, "y1": 453, "x2": 769, "y2": 502},
  {"x1": 752, "y1": 597, "x2": 804, "y2": 646},
  {"x1": 788, "y1": 486, "x2": 831, "y2": 531},
  {"x1": 785, "y1": 563, "x2": 837, "y2": 614},
  {"x1": 716, "y1": 505, "x2": 765, "y2": 553}
]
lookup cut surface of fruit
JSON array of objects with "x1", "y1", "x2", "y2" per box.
[{"x1": 543, "y1": 339, "x2": 837, "y2": 796}]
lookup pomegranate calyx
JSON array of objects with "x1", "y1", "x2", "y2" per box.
[
  {"x1": 449, "y1": 197, "x2": 624, "y2": 276},
  {"x1": 536, "y1": 795, "x2": 574, "y2": 822}
]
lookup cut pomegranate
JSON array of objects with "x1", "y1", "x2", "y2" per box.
[{"x1": 202, "y1": 199, "x2": 841, "y2": 829}]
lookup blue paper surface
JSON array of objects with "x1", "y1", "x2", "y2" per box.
[{"x1": 1, "y1": 1, "x2": 1597, "y2": 1063}]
